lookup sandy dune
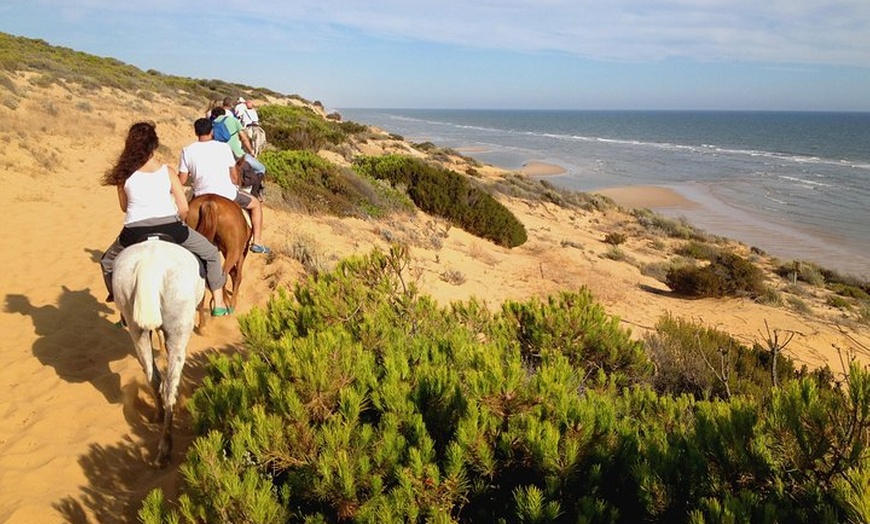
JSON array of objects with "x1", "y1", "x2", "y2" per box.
[{"x1": 0, "y1": 77, "x2": 868, "y2": 523}]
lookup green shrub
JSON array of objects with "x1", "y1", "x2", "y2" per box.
[
  {"x1": 831, "y1": 284, "x2": 870, "y2": 301},
  {"x1": 776, "y1": 260, "x2": 827, "y2": 287},
  {"x1": 140, "y1": 247, "x2": 870, "y2": 524},
  {"x1": 787, "y1": 296, "x2": 813, "y2": 315},
  {"x1": 640, "y1": 261, "x2": 672, "y2": 282},
  {"x1": 827, "y1": 295, "x2": 852, "y2": 310},
  {"x1": 258, "y1": 104, "x2": 353, "y2": 151},
  {"x1": 666, "y1": 253, "x2": 764, "y2": 298},
  {"x1": 602, "y1": 246, "x2": 630, "y2": 262},
  {"x1": 354, "y1": 155, "x2": 527, "y2": 248},
  {"x1": 674, "y1": 240, "x2": 720, "y2": 260},
  {"x1": 756, "y1": 286, "x2": 783, "y2": 306},
  {"x1": 261, "y1": 150, "x2": 413, "y2": 217}
]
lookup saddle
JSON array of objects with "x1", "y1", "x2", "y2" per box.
[{"x1": 119, "y1": 221, "x2": 190, "y2": 248}]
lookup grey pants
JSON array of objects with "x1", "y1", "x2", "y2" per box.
[{"x1": 100, "y1": 216, "x2": 227, "y2": 297}]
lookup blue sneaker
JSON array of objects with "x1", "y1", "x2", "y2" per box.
[{"x1": 251, "y1": 244, "x2": 271, "y2": 254}]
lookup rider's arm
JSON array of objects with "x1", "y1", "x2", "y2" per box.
[
  {"x1": 168, "y1": 167, "x2": 189, "y2": 220},
  {"x1": 239, "y1": 131, "x2": 253, "y2": 155},
  {"x1": 116, "y1": 185, "x2": 127, "y2": 212}
]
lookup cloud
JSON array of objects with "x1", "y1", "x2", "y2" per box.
[
  {"x1": 14, "y1": 0, "x2": 870, "y2": 67},
  {"x1": 231, "y1": 0, "x2": 870, "y2": 67}
]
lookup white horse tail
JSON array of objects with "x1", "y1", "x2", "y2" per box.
[{"x1": 132, "y1": 256, "x2": 163, "y2": 330}]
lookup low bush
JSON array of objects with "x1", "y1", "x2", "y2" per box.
[
  {"x1": 832, "y1": 283, "x2": 870, "y2": 301},
  {"x1": 141, "y1": 247, "x2": 870, "y2": 524},
  {"x1": 604, "y1": 231, "x2": 627, "y2": 246},
  {"x1": 259, "y1": 104, "x2": 365, "y2": 151},
  {"x1": 354, "y1": 155, "x2": 527, "y2": 248},
  {"x1": 776, "y1": 260, "x2": 826, "y2": 287},
  {"x1": 827, "y1": 295, "x2": 852, "y2": 310},
  {"x1": 261, "y1": 150, "x2": 413, "y2": 218},
  {"x1": 666, "y1": 253, "x2": 765, "y2": 298},
  {"x1": 674, "y1": 240, "x2": 720, "y2": 260}
]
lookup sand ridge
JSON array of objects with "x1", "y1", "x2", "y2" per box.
[{"x1": 0, "y1": 77, "x2": 868, "y2": 523}]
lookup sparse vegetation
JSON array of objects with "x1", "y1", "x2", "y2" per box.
[
  {"x1": 0, "y1": 32, "x2": 283, "y2": 109},
  {"x1": 440, "y1": 268, "x2": 466, "y2": 285},
  {"x1": 666, "y1": 253, "x2": 765, "y2": 298},
  {"x1": 787, "y1": 295, "x2": 813, "y2": 315},
  {"x1": 604, "y1": 231, "x2": 627, "y2": 246},
  {"x1": 631, "y1": 207, "x2": 712, "y2": 241}
]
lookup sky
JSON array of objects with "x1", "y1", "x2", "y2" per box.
[{"x1": 2, "y1": 0, "x2": 869, "y2": 111}]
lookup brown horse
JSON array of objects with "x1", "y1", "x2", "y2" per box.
[{"x1": 186, "y1": 194, "x2": 252, "y2": 310}]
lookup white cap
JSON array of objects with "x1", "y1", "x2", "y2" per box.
[{"x1": 237, "y1": 97, "x2": 246, "y2": 103}]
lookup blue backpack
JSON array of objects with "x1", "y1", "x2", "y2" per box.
[{"x1": 212, "y1": 116, "x2": 232, "y2": 142}]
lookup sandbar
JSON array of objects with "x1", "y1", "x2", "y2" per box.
[
  {"x1": 593, "y1": 186, "x2": 699, "y2": 210},
  {"x1": 521, "y1": 161, "x2": 568, "y2": 176}
]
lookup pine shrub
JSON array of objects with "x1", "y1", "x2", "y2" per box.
[
  {"x1": 140, "y1": 247, "x2": 870, "y2": 524},
  {"x1": 354, "y1": 155, "x2": 527, "y2": 248}
]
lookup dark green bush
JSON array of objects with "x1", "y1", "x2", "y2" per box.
[
  {"x1": 666, "y1": 253, "x2": 765, "y2": 298},
  {"x1": 354, "y1": 155, "x2": 527, "y2": 248}
]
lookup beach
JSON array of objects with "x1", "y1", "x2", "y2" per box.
[
  {"x1": 1, "y1": 80, "x2": 869, "y2": 522},
  {"x1": 338, "y1": 108, "x2": 870, "y2": 279}
]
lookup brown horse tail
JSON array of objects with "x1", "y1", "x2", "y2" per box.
[{"x1": 198, "y1": 200, "x2": 219, "y2": 242}]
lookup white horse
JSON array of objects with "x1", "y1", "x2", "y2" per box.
[{"x1": 112, "y1": 238, "x2": 205, "y2": 467}]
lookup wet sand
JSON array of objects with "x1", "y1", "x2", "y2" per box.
[
  {"x1": 521, "y1": 161, "x2": 568, "y2": 176},
  {"x1": 593, "y1": 185, "x2": 699, "y2": 210}
]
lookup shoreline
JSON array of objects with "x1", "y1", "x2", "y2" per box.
[
  {"x1": 478, "y1": 153, "x2": 870, "y2": 278},
  {"x1": 593, "y1": 183, "x2": 870, "y2": 278}
]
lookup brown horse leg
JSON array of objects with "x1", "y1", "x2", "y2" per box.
[{"x1": 229, "y1": 264, "x2": 242, "y2": 309}]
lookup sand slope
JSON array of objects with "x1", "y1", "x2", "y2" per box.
[{"x1": 0, "y1": 77, "x2": 868, "y2": 523}]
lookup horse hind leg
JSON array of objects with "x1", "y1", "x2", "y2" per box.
[
  {"x1": 155, "y1": 327, "x2": 193, "y2": 468},
  {"x1": 129, "y1": 325, "x2": 164, "y2": 421}
]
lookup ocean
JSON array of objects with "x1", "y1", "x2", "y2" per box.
[{"x1": 337, "y1": 109, "x2": 870, "y2": 278}]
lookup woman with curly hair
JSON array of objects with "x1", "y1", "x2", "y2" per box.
[{"x1": 100, "y1": 121, "x2": 231, "y2": 316}]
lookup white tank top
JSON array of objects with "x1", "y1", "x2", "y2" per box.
[{"x1": 123, "y1": 165, "x2": 178, "y2": 225}]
